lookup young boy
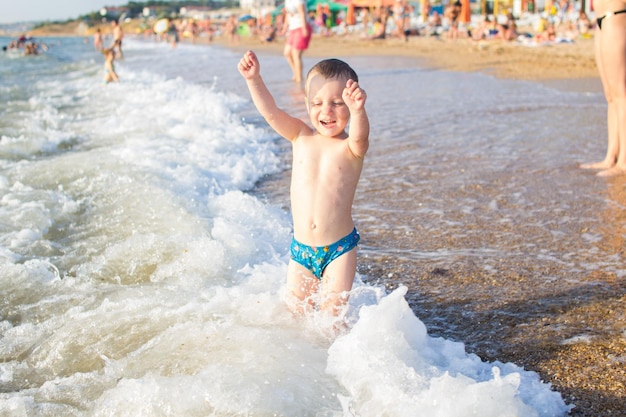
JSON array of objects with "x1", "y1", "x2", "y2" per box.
[
  {"x1": 102, "y1": 47, "x2": 119, "y2": 83},
  {"x1": 238, "y1": 50, "x2": 369, "y2": 315}
]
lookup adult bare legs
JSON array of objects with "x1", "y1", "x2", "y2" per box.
[
  {"x1": 283, "y1": 43, "x2": 304, "y2": 83},
  {"x1": 598, "y1": 14, "x2": 626, "y2": 176},
  {"x1": 588, "y1": 14, "x2": 626, "y2": 176},
  {"x1": 580, "y1": 26, "x2": 619, "y2": 171}
]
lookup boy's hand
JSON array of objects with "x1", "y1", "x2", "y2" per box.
[
  {"x1": 238, "y1": 50, "x2": 260, "y2": 80},
  {"x1": 342, "y1": 79, "x2": 366, "y2": 111}
]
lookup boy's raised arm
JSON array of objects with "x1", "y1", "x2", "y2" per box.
[
  {"x1": 238, "y1": 50, "x2": 304, "y2": 142},
  {"x1": 343, "y1": 79, "x2": 369, "y2": 158}
]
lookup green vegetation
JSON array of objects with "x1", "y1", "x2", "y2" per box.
[{"x1": 32, "y1": 18, "x2": 76, "y2": 29}]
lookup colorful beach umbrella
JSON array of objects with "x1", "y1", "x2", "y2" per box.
[
  {"x1": 153, "y1": 18, "x2": 168, "y2": 34},
  {"x1": 273, "y1": 0, "x2": 348, "y2": 17},
  {"x1": 307, "y1": 0, "x2": 349, "y2": 12},
  {"x1": 349, "y1": 0, "x2": 396, "y2": 7},
  {"x1": 460, "y1": 0, "x2": 470, "y2": 22},
  {"x1": 346, "y1": 2, "x2": 356, "y2": 25}
]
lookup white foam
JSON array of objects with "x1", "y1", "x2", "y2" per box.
[{"x1": 328, "y1": 287, "x2": 569, "y2": 417}]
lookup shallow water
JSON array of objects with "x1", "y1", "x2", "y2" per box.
[{"x1": 0, "y1": 35, "x2": 613, "y2": 416}]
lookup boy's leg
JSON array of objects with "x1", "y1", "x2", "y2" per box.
[
  {"x1": 319, "y1": 248, "x2": 357, "y2": 315},
  {"x1": 286, "y1": 260, "x2": 318, "y2": 314}
]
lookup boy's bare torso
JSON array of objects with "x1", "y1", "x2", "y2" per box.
[{"x1": 290, "y1": 131, "x2": 363, "y2": 246}]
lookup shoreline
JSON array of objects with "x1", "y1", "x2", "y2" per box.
[
  {"x1": 220, "y1": 33, "x2": 598, "y2": 81},
  {"x1": 23, "y1": 19, "x2": 599, "y2": 82}
]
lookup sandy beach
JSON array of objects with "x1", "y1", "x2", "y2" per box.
[
  {"x1": 25, "y1": 21, "x2": 623, "y2": 417},
  {"x1": 221, "y1": 32, "x2": 598, "y2": 81}
]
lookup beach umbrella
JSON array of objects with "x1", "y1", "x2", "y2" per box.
[
  {"x1": 238, "y1": 14, "x2": 255, "y2": 22},
  {"x1": 273, "y1": 0, "x2": 348, "y2": 17},
  {"x1": 153, "y1": 18, "x2": 169, "y2": 34},
  {"x1": 350, "y1": 0, "x2": 396, "y2": 7},
  {"x1": 346, "y1": 2, "x2": 356, "y2": 25},
  {"x1": 460, "y1": 0, "x2": 470, "y2": 22},
  {"x1": 308, "y1": 0, "x2": 349, "y2": 12}
]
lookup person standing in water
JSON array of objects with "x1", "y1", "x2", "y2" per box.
[
  {"x1": 283, "y1": 0, "x2": 312, "y2": 83},
  {"x1": 111, "y1": 20, "x2": 124, "y2": 59},
  {"x1": 103, "y1": 48, "x2": 119, "y2": 83},
  {"x1": 580, "y1": 0, "x2": 626, "y2": 176},
  {"x1": 93, "y1": 28, "x2": 103, "y2": 51},
  {"x1": 238, "y1": 50, "x2": 369, "y2": 316}
]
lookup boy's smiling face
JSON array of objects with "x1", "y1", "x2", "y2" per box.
[{"x1": 305, "y1": 73, "x2": 351, "y2": 139}]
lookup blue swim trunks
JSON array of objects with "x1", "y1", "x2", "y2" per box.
[{"x1": 290, "y1": 228, "x2": 360, "y2": 279}]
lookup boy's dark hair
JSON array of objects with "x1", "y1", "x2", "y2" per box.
[{"x1": 307, "y1": 58, "x2": 358, "y2": 83}]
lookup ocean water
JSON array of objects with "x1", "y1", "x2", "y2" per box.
[{"x1": 0, "y1": 35, "x2": 599, "y2": 416}]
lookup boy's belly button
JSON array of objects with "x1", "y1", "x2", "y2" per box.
[{"x1": 310, "y1": 223, "x2": 317, "y2": 229}]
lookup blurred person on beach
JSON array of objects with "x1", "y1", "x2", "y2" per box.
[
  {"x1": 102, "y1": 48, "x2": 119, "y2": 83},
  {"x1": 238, "y1": 50, "x2": 369, "y2": 317},
  {"x1": 444, "y1": 1, "x2": 462, "y2": 40},
  {"x1": 314, "y1": 6, "x2": 329, "y2": 36},
  {"x1": 555, "y1": 0, "x2": 572, "y2": 31},
  {"x1": 365, "y1": 16, "x2": 387, "y2": 39},
  {"x1": 283, "y1": 0, "x2": 312, "y2": 83},
  {"x1": 260, "y1": 22, "x2": 277, "y2": 43},
  {"x1": 23, "y1": 42, "x2": 39, "y2": 56},
  {"x1": 167, "y1": 18, "x2": 179, "y2": 48},
  {"x1": 471, "y1": 15, "x2": 494, "y2": 40},
  {"x1": 392, "y1": 0, "x2": 409, "y2": 40},
  {"x1": 224, "y1": 15, "x2": 240, "y2": 46},
  {"x1": 424, "y1": 10, "x2": 443, "y2": 36},
  {"x1": 576, "y1": 10, "x2": 592, "y2": 37},
  {"x1": 110, "y1": 20, "x2": 124, "y2": 59},
  {"x1": 93, "y1": 28, "x2": 103, "y2": 51},
  {"x1": 201, "y1": 18, "x2": 216, "y2": 42},
  {"x1": 185, "y1": 19, "x2": 200, "y2": 43},
  {"x1": 359, "y1": 8, "x2": 371, "y2": 35},
  {"x1": 535, "y1": 22, "x2": 557, "y2": 42},
  {"x1": 497, "y1": 12, "x2": 519, "y2": 41},
  {"x1": 258, "y1": 14, "x2": 277, "y2": 43},
  {"x1": 580, "y1": 0, "x2": 626, "y2": 176},
  {"x1": 366, "y1": 7, "x2": 389, "y2": 38}
]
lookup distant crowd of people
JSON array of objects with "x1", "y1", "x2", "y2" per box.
[
  {"x1": 2, "y1": 34, "x2": 47, "y2": 55},
  {"x1": 348, "y1": 0, "x2": 596, "y2": 44},
  {"x1": 469, "y1": 4, "x2": 594, "y2": 44},
  {"x1": 81, "y1": 0, "x2": 597, "y2": 61}
]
